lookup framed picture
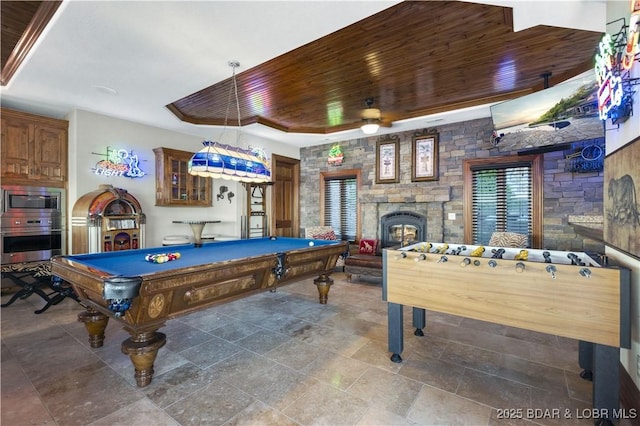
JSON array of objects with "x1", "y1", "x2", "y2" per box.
[
  {"x1": 376, "y1": 136, "x2": 399, "y2": 184},
  {"x1": 604, "y1": 138, "x2": 640, "y2": 259},
  {"x1": 412, "y1": 132, "x2": 439, "y2": 181}
]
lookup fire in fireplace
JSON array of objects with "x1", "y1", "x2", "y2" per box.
[{"x1": 380, "y1": 211, "x2": 427, "y2": 248}]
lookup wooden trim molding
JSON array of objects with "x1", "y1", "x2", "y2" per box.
[{"x1": 1, "y1": 1, "x2": 62, "y2": 86}]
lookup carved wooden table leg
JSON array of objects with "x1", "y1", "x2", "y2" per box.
[
  {"x1": 314, "y1": 273, "x2": 334, "y2": 304},
  {"x1": 121, "y1": 330, "x2": 166, "y2": 387},
  {"x1": 78, "y1": 309, "x2": 109, "y2": 348}
]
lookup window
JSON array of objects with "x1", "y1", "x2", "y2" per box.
[
  {"x1": 320, "y1": 169, "x2": 360, "y2": 241},
  {"x1": 463, "y1": 155, "x2": 543, "y2": 248}
]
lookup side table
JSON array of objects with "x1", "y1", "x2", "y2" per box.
[{"x1": 172, "y1": 220, "x2": 221, "y2": 247}]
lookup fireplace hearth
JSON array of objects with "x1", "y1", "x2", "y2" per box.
[{"x1": 380, "y1": 211, "x2": 427, "y2": 248}]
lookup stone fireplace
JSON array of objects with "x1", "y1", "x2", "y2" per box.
[
  {"x1": 359, "y1": 202, "x2": 445, "y2": 246},
  {"x1": 380, "y1": 211, "x2": 427, "y2": 248}
]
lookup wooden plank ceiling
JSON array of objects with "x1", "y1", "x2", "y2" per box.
[
  {"x1": 2, "y1": 1, "x2": 602, "y2": 134},
  {"x1": 168, "y1": 1, "x2": 602, "y2": 134}
]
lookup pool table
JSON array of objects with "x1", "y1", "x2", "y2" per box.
[{"x1": 50, "y1": 237, "x2": 347, "y2": 387}]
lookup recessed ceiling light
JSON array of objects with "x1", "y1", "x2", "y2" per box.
[{"x1": 92, "y1": 85, "x2": 118, "y2": 95}]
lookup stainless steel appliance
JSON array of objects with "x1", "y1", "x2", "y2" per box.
[
  {"x1": 1, "y1": 185, "x2": 66, "y2": 264},
  {"x1": 2, "y1": 185, "x2": 63, "y2": 214}
]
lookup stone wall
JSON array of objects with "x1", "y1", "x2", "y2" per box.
[{"x1": 300, "y1": 117, "x2": 604, "y2": 252}]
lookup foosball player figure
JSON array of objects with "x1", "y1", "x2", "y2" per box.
[
  {"x1": 491, "y1": 248, "x2": 505, "y2": 259},
  {"x1": 514, "y1": 250, "x2": 528, "y2": 261},
  {"x1": 470, "y1": 246, "x2": 485, "y2": 257},
  {"x1": 567, "y1": 253, "x2": 585, "y2": 266},
  {"x1": 435, "y1": 243, "x2": 449, "y2": 254},
  {"x1": 451, "y1": 245, "x2": 466, "y2": 255}
]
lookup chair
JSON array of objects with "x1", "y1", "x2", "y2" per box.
[
  {"x1": 344, "y1": 238, "x2": 382, "y2": 283},
  {"x1": 488, "y1": 232, "x2": 528, "y2": 248}
]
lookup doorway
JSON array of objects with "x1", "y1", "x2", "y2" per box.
[{"x1": 270, "y1": 154, "x2": 300, "y2": 237}]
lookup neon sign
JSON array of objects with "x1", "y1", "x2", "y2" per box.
[
  {"x1": 595, "y1": 34, "x2": 625, "y2": 121},
  {"x1": 623, "y1": 0, "x2": 640, "y2": 70},
  {"x1": 91, "y1": 147, "x2": 146, "y2": 178}
]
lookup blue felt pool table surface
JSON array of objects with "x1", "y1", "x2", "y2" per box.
[{"x1": 63, "y1": 237, "x2": 342, "y2": 276}]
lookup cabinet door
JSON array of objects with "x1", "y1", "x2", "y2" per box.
[
  {"x1": 154, "y1": 147, "x2": 212, "y2": 206},
  {"x1": 1, "y1": 117, "x2": 32, "y2": 179},
  {"x1": 170, "y1": 157, "x2": 189, "y2": 204},
  {"x1": 188, "y1": 174, "x2": 210, "y2": 205},
  {"x1": 33, "y1": 124, "x2": 67, "y2": 182}
]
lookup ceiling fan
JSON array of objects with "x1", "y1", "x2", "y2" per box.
[{"x1": 360, "y1": 97, "x2": 382, "y2": 134}]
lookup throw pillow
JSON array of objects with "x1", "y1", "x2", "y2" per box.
[
  {"x1": 488, "y1": 232, "x2": 528, "y2": 248},
  {"x1": 312, "y1": 230, "x2": 337, "y2": 240},
  {"x1": 358, "y1": 239, "x2": 378, "y2": 255}
]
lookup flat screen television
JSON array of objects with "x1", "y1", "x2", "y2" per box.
[{"x1": 490, "y1": 70, "x2": 603, "y2": 144}]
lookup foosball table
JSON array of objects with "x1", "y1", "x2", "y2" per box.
[{"x1": 383, "y1": 242, "x2": 631, "y2": 424}]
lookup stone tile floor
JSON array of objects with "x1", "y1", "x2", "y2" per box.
[{"x1": 0, "y1": 272, "x2": 610, "y2": 425}]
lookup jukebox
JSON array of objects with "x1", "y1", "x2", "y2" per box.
[{"x1": 71, "y1": 185, "x2": 146, "y2": 254}]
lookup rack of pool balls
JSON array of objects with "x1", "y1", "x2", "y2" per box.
[{"x1": 145, "y1": 252, "x2": 181, "y2": 264}]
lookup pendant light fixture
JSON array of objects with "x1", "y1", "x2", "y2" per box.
[
  {"x1": 188, "y1": 61, "x2": 271, "y2": 183},
  {"x1": 361, "y1": 97, "x2": 381, "y2": 135}
]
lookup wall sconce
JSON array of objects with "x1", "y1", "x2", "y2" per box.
[{"x1": 217, "y1": 186, "x2": 228, "y2": 201}]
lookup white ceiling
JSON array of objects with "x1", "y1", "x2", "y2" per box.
[{"x1": 0, "y1": 0, "x2": 606, "y2": 148}]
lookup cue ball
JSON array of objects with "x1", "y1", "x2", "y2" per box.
[{"x1": 309, "y1": 241, "x2": 314, "y2": 246}]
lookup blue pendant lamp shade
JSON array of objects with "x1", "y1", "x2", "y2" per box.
[
  {"x1": 188, "y1": 60, "x2": 272, "y2": 183},
  {"x1": 189, "y1": 141, "x2": 271, "y2": 183}
]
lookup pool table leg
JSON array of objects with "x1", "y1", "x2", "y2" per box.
[
  {"x1": 313, "y1": 273, "x2": 334, "y2": 304},
  {"x1": 78, "y1": 309, "x2": 109, "y2": 348},
  {"x1": 121, "y1": 330, "x2": 167, "y2": 387}
]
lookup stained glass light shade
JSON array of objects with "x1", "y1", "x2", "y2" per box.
[{"x1": 189, "y1": 140, "x2": 271, "y2": 183}]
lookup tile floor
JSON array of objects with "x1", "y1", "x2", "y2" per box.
[{"x1": 0, "y1": 272, "x2": 608, "y2": 425}]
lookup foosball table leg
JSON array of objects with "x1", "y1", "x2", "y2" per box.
[
  {"x1": 579, "y1": 341, "x2": 621, "y2": 424},
  {"x1": 578, "y1": 340, "x2": 593, "y2": 381},
  {"x1": 388, "y1": 302, "x2": 404, "y2": 363},
  {"x1": 413, "y1": 307, "x2": 425, "y2": 336},
  {"x1": 593, "y1": 344, "x2": 620, "y2": 425}
]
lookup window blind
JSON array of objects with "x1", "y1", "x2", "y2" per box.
[
  {"x1": 323, "y1": 176, "x2": 357, "y2": 241},
  {"x1": 471, "y1": 165, "x2": 532, "y2": 245}
]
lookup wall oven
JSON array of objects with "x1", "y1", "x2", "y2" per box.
[{"x1": 1, "y1": 186, "x2": 66, "y2": 264}]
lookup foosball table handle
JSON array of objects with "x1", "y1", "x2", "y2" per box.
[
  {"x1": 546, "y1": 265, "x2": 557, "y2": 279},
  {"x1": 579, "y1": 268, "x2": 592, "y2": 278}
]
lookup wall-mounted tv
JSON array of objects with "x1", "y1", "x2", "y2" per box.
[{"x1": 490, "y1": 70, "x2": 603, "y2": 146}]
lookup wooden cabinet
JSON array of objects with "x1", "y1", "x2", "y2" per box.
[
  {"x1": 153, "y1": 147, "x2": 212, "y2": 206},
  {"x1": 246, "y1": 183, "x2": 268, "y2": 237},
  {"x1": 1, "y1": 108, "x2": 68, "y2": 187}
]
